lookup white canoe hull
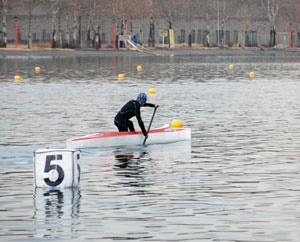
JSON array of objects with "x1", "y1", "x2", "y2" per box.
[{"x1": 66, "y1": 126, "x2": 191, "y2": 149}]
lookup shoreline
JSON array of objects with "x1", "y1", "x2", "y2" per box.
[{"x1": 1, "y1": 46, "x2": 300, "y2": 57}]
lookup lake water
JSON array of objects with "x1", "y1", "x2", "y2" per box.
[{"x1": 1, "y1": 50, "x2": 300, "y2": 241}]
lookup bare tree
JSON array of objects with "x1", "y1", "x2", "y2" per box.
[
  {"x1": 214, "y1": 0, "x2": 241, "y2": 47},
  {"x1": 159, "y1": 0, "x2": 186, "y2": 29},
  {"x1": 190, "y1": 0, "x2": 215, "y2": 46},
  {"x1": 55, "y1": 0, "x2": 70, "y2": 48},
  {"x1": 260, "y1": 0, "x2": 281, "y2": 47},
  {"x1": 64, "y1": 0, "x2": 82, "y2": 48},
  {"x1": 148, "y1": 0, "x2": 161, "y2": 47},
  {"x1": 82, "y1": 0, "x2": 111, "y2": 49},
  {"x1": 122, "y1": 0, "x2": 149, "y2": 37},
  {"x1": 22, "y1": 0, "x2": 43, "y2": 49},
  {"x1": 240, "y1": 0, "x2": 252, "y2": 47},
  {"x1": 202, "y1": 1, "x2": 214, "y2": 47},
  {"x1": 158, "y1": 0, "x2": 188, "y2": 47},
  {"x1": 27, "y1": 0, "x2": 34, "y2": 48},
  {"x1": 238, "y1": 0, "x2": 263, "y2": 47},
  {"x1": 42, "y1": 0, "x2": 64, "y2": 48}
]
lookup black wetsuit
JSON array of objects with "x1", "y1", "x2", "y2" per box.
[{"x1": 114, "y1": 100, "x2": 155, "y2": 136}]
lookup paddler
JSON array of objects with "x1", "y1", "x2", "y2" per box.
[{"x1": 114, "y1": 92, "x2": 159, "y2": 138}]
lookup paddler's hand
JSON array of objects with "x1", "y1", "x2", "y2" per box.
[
  {"x1": 154, "y1": 104, "x2": 159, "y2": 108},
  {"x1": 145, "y1": 134, "x2": 149, "y2": 139}
]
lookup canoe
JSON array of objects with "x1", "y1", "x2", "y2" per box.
[{"x1": 65, "y1": 125, "x2": 191, "y2": 149}]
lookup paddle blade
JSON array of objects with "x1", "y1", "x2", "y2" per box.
[{"x1": 143, "y1": 136, "x2": 148, "y2": 146}]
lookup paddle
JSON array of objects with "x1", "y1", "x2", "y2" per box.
[{"x1": 143, "y1": 107, "x2": 157, "y2": 146}]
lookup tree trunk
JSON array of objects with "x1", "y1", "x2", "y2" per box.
[
  {"x1": 244, "y1": 0, "x2": 252, "y2": 47},
  {"x1": 188, "y1": 32, "x2": 192, "y2": 47},
  {"x1": 51, "y1": 10, "x2": 57, "y2": 48},
  {"x1": 273, "y1": 28, "x2": 276, "y2": 47},
  {"x1": 261, "y1": 0, "x2": 279, "y2": 48},
  {"x1": 245, "y1": 31, "x2": 249, "y2": 47},
  {"x1": 65, "y1": 14, "x2": 70, "y2": 48},
  {"x1": 270, "y1": 28, "x2": 276, "y2": 47},
  {"x1": 1, "y1": 2, "x2": 8, "y2": 48},
  {"x1": 77, "y1": 16, "x2": 81, "y2": 48},
  {"x1": 148, "y1": 18, "x2": 155, "y2": 47},
  {"x1": 28, "y1": 8, "x2": 32, "y2": 49},
  {"x1": 87, "y1": 27, "x2": 91, "y2": 48},
  {"x1": 72, "y1": 10, "x2": 78, "y2": 48},
  {"x1": 58, "y1": 16, "x2": 62, "y2": 48},
  {"x1": 168, "y1": 21, "x2": 172, "y2": 48},
  {"x1": 94, "y1": 24, "x2": 101, "y2": 50},
  {"x1": 220, "y1": 20, "x2": 225, "y2": 47},
  {"x1": 205, "y1": 13, "x2": 210, "y2": 47}
]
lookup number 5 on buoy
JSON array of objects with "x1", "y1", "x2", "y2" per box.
[{"x1": 34, "y1": 149, "x2": 81, "y2": 188}]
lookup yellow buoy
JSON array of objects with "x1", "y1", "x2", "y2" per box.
[
  {"x1": 137, "y1": 65, "x2": 142, "y2": 71},
  {"x1": 35, "y1": 66, "x2": 41, "y2": 73},
  {"x1": 229, "y1": 64, "x2": 234, "y2": 70},
  {"x1": 118, "y1": 73, "x2": 125, "y2": 79},
  {"x1": 14, "y1": 75, "x2": 21, "y2": 81},
  {"x1": 249, "y1": 72, "x2": 255, "y2": 78},
  {"x1": 171, "y1": 119, "x2": 183, "y2": 128},
  {"x1": 148, "y1": 88, "x2": 156, "y2": 95}
]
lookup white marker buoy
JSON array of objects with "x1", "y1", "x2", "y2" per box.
[{"x1": 34, "y1": 149, "x2": 80, "y2": 188}]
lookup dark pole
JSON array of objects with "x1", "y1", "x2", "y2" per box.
[
  {"x1": 112, "y1": 18, "x2": 116, "y2": 50},
  {"x1": 290, "y1": 23, "x2": 293, "y2": 48},
  {"x1": 14, "y1": 16, "x2": 18, "y2": 48}
]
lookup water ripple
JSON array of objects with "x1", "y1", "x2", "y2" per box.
[{"x1": 1, "y1": 54, "x2": 300, "y2": 241}]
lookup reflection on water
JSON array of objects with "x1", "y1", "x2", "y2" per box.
[
  {"x1": 1, "y1": 52, "x2": 300, "y2": 241},
  {"x1": 33, "y1": 188, "x2": 81, "y2": 240},
  {"x1": 114, "y1": 151, "x2": 150, "y2": 168},
  {"x1": 113, "y1": 151, "x2": 152, "y2": 194}
]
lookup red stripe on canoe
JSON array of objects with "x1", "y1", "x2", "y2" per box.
[{"x1": 70, "y1": 127, "x2": 186, "y2": 141}]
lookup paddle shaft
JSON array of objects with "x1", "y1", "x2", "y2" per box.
[{"x1": 143, "y1": 107, "x2": 157, "y2": 145}]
